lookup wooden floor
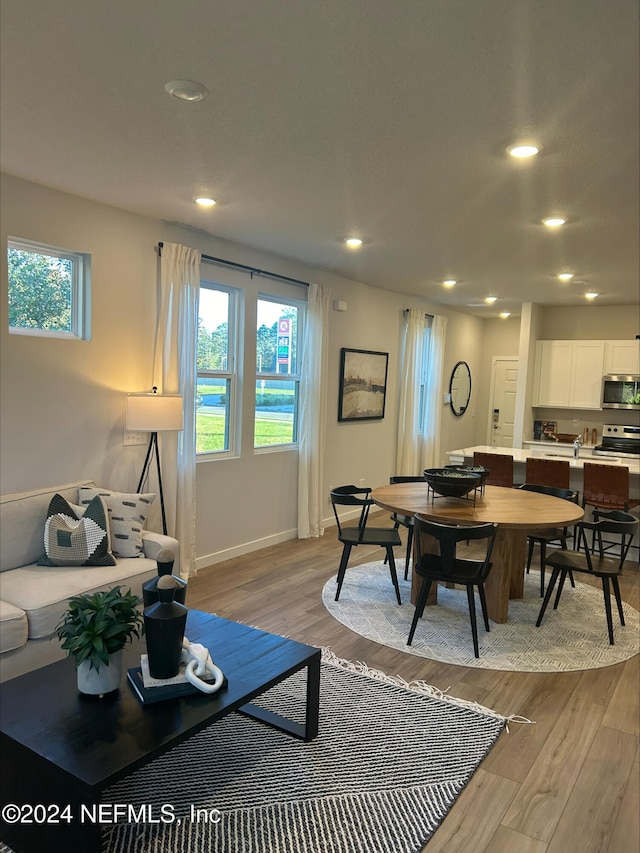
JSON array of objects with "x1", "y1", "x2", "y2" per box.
[{"x1": 187, "y1": 524, "x2": 640, "y2": 853}]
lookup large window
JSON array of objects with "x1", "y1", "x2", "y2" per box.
[
  {"x1": 196, "y1": 285, "x2": 239, "y2": 455},
  {"x1": 254, "y1": 296, "x2": 302, "y2": 448},
  {"x1": 7, "y1": 238, "x2": 90, "y2": 339}
]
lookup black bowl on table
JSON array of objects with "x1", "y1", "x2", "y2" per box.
[
  {"x1": 444, "y1": 464, "x2": 490, "y2": 490},
  {"x1": 423, "y1": 467, "x2": 483, "y2": 498}
]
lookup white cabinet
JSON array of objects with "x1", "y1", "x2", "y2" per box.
[
  {"x1": 604, "y1": 340, "x2": 640, "y2": 374},
  {"x1": 533, "y1": 340, "x2": 605, "y2": 409}
]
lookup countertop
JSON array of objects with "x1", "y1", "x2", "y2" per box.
[{"x1": 446, "y1": 444, "x2": 640, "y2": 477}]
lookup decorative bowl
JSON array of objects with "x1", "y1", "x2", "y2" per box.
[
  {"x1": 444, "y1": 464, "x2": 490, "y2": 489},
  {"x1": 423, "y1": 467, "x2": 482, "y2": 498}
]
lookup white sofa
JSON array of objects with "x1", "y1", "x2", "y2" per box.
[{"x1": 0, "y1": 480, "x2": 180, "y2": 682}]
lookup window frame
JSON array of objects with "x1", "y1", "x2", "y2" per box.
[
  {"x1": 254, "y1": 293, "x2": 305, "y2": 452},
  {"x1": 7, "y1": 237, "x2": 91, "y2": 340},
  {"x1": 196, "y1": 281, "x2": 241, "y2": 460}
]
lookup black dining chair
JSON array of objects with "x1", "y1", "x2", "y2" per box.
[
  {"x1": 518, "y1": 483, "x2": 580, "y2": 596},
  {"x1": 330, "y1": 485, "x2": 402, "y2": 604},
  {"x1": 407, "y1": 515, "x2": 497, "y2": 658},
  {"x1": 385, "y1": 475, "x2": 426, "y2": 579},
  {"x1": 536, "y1": 510, "x2": 638, "y2": 644}
]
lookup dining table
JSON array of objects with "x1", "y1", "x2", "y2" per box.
[{"x1": 371, "y1": 482, "x2": 584, "y2": 623}]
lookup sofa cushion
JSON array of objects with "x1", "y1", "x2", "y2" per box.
[
  {"x1": 78, "y1": 487, "x2": 156, "y2": 558},
  {"x1": 0, "y1": 558, "x2": 158, "y2": 640},
  {"x1": 38, "y1": 494, "x2": 117, "y2": 567},
  {"x1": 0, "y1": 600, "x2": 29, "y2": 653},
  {"x1": 0, "y1": 481, "x2": 95, "y2": 572}
]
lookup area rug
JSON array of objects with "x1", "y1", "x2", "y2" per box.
[
  {"x1": 80, "y1": 653, "x2": 508, "y2": 853},
  {"x1": 322, "y1": 561, "x2": 640, "y2": 672}
]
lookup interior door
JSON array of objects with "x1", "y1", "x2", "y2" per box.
[{"x1": 489, "y1": 357, "x2": 518, "y2": 447}]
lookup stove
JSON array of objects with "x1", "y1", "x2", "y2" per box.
[{"x1": 593, "y1": 424, "x2": 640, "y2": 459}]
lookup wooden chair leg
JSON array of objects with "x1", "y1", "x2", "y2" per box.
[
  {"x1": 536, "y1": 566, "x2": 560, "y2": 627},
  {"x1": 601, "y1": 576, "x2": 615, "y2": 645},
  {"x1": 539, "y1": 541, "x2": 547, "y2": 597},
  {"x1": 553, "y1": 570, "x2": 568, "y2": 609},
  {"x1": 404, "y1": 525, "x2": 413, "y2": 581},
  {"x1": 466, "y1": 585, "x2": 480, "y2": 658},
  {"x1": 407, "y1": 577, "x2": 432, "y2": 645},
  {"x1": 478, "y1": 583, "x2": 490, "y2": 632},
  {"x1": 335, "y1": 544, "x2": 352, "y2": 601},
  {"x1": 386, "y1": 546, "x2": 402, "y2": 605},
  {"x1": 526, "y1": 537, "x2": 534, "y2": 573},
  {"x1": 611, "y1": 576, "x2": 625, "y2": 626}
]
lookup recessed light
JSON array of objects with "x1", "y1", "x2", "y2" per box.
[
  {"x1": 585, "y1": 292, "x2": 598, "y2": 300},
  {"x1": 485, "y1": 296, "x2": 497, "y2": 304},
  {"x1": 164, "y1": 80, "x2": 209, "y2": 102},
  {"x1": 195, "y1": 197, "x2": 216, "y2": 207},
  {"x1": 557, "y1": 273, "x2": 574, "y2": 281},
  {"x1": 443, "y1": 279, "x2": 456, "y2": 288},
  {"x1": 344, "y1": 238, "x2": 363, "y2": 248},
  {"x1": 507, "y1": 144, "x2": 540, "y2": 158},
  {"x1": 542, "y1": 217, "x2": 566, "y2": 228},
  {"x1": 500, "y1": 312, "x2": 511, "y2": 318}
]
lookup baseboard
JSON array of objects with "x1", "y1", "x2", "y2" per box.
[{"x1": 195, "y1": 508, "x2": 385, "y2": 572}]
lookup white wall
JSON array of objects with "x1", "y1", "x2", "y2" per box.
[{"x1": 2, "y1": 174, "x2": 491, "y2": 568}]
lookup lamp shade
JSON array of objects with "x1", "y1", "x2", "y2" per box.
[{"x1": 126, "y1": 393, "x2": 183, "y2": 432}]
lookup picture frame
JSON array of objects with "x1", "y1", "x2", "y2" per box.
[{"x1": 338, "y1": 348, "x2": 389, "y2": 421}]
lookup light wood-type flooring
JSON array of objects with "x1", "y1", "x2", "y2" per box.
[{"x1": 187, "y1": 521, "x2": 639, "y2": 853}]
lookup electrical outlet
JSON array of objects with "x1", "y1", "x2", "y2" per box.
[{"x1": 124, "y1": 431, "x2": 148, "y2": 446}]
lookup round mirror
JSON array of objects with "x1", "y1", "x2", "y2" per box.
[{"x1": 449, "y1": 361, "x2": 471, "y2": 416}]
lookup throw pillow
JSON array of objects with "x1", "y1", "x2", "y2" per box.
[
  {"x1": 78, "y1": 487, "x2": 156, "y2": 558},
  {"x1": 39, "y1": 493, "x2": 117, "y2": 567}
]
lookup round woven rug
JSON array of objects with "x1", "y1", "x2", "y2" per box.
[{"x1": 322, "y1": 561, "x2": 640, "y2": 672}]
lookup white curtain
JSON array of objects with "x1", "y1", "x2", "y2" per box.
[
  {"x1": 298, "y1": 282, "x2": 330, "y2": 537},
  {"x1": 153, "y1": 242, "x2": 201, "y2": 579},
  {"x1": 396, "y1": 310, "x2": 447, "y2": 474}
]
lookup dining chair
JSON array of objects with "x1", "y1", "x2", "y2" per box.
[
  {"x1": 525, "y1": 457, "x2": 571, "y2": 490},
  {"x1": 330, "y1": 485, "x2": 402, "y2": 604},
  {"x1": 581, "y1": 463, "x2": 639, "y2": 513},
  {"x1": 472, "y1": 452, "x2": 514, "y2": 488},
  {"x1": 518, "y1": 483, "x2": 579, "y2": 596},
  {"x1": 407, "y1": 515, "x2": 497, "y2": 658},
  {"x1": 536, "y1": 510, "x2": 638, "y2": 644},
  {"x1": 386, "y1": 475, "x2": 425, "y2": 579}
]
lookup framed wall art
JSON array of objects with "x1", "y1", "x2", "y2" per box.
[{"x1": 338, "y1": 348, "x2": 389, "y2": 421}]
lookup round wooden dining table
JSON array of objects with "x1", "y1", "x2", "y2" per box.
[{"x1": 371, "y1": 482, "x2": 584, "y2": 623}]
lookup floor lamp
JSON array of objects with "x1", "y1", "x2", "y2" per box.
[{"x1": 126, "y1": 389, "x2": 183, "y2": 535}]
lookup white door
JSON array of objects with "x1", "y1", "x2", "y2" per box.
[{"x1": 489, "y1": 358, "x2": 518, "y2": 447}]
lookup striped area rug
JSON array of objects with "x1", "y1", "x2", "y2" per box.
[
  {"x1": 98, "y1": 653, "x2": 506, "y2": 853},
  {"x1": 322, "y1": 560, "x2": 640, "y2": 672}
]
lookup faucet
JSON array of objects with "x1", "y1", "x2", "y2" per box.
[{"x1": 573, "y1": 436, "x2": 583, "y2": 459}]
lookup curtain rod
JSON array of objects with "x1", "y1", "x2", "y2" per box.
[
  {"x1": 158, "y1": 242, "x2": 309, "y2": 288},
  {"x1": 404, "y1": 308, "x2": 434, "y2": 319}
]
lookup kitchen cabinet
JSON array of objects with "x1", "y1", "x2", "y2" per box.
[
  {"x1": 604, "y1": 340, "x2": 640, "y2": 374},
  {"x1": 533, "y1": 340, "x2": 605, "y2": 409}
]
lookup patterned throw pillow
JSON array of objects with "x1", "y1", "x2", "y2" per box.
[
  {"x1": 39, "y1": 493, "x2": 117, "y2": 567},
  {"x1": 78, "y1": 487, "x2": 156, "y2": 558}
]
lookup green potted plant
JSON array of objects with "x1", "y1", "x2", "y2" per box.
[{"x1": 55, "y1": 585, "x2": 144, "y2": 696}]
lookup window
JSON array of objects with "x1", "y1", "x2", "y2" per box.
[
  {"x1": 255, "y1": 296, "x2": 302, "y2": 448},
  {"x1": 196, "y1": 285, "x2": 239, "y2": 455},
  {"x1": 7, "y1": 238, "x2": 90, "y2": 339}
]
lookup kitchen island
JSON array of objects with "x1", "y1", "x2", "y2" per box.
[{"x1": 446, "y1": 445, "x2": 640, "y2": 501}]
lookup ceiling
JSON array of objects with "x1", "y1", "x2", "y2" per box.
[{"x1": 1, "y1": 0, "x2": 638, "y2": 318}]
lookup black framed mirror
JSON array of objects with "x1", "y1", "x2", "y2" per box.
[{"x1": 449, "y1": 361, "x2": 471, "y2": 416}]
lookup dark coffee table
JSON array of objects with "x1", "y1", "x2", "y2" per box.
[{"x1": 0, "y1": 610, "x2": 320, "y2": 853}]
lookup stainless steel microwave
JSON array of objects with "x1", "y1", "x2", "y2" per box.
[{"x1": 601, "y1": 375, "x2": 640, "y2": 409}]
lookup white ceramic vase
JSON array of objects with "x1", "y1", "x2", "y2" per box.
[{"x1": 76, "y1": 649, "x2": 123, "y2": 696}]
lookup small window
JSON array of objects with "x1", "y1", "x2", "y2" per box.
[
  {"x1": 197, "y1": 284, "x2": 240, "y2": 455},
  {"x1": 255, "y1": 297, "x2": 302, "y2": 448},
  {"x1": 7, "y1": 238, "x2": 90, "y2": 339}
]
